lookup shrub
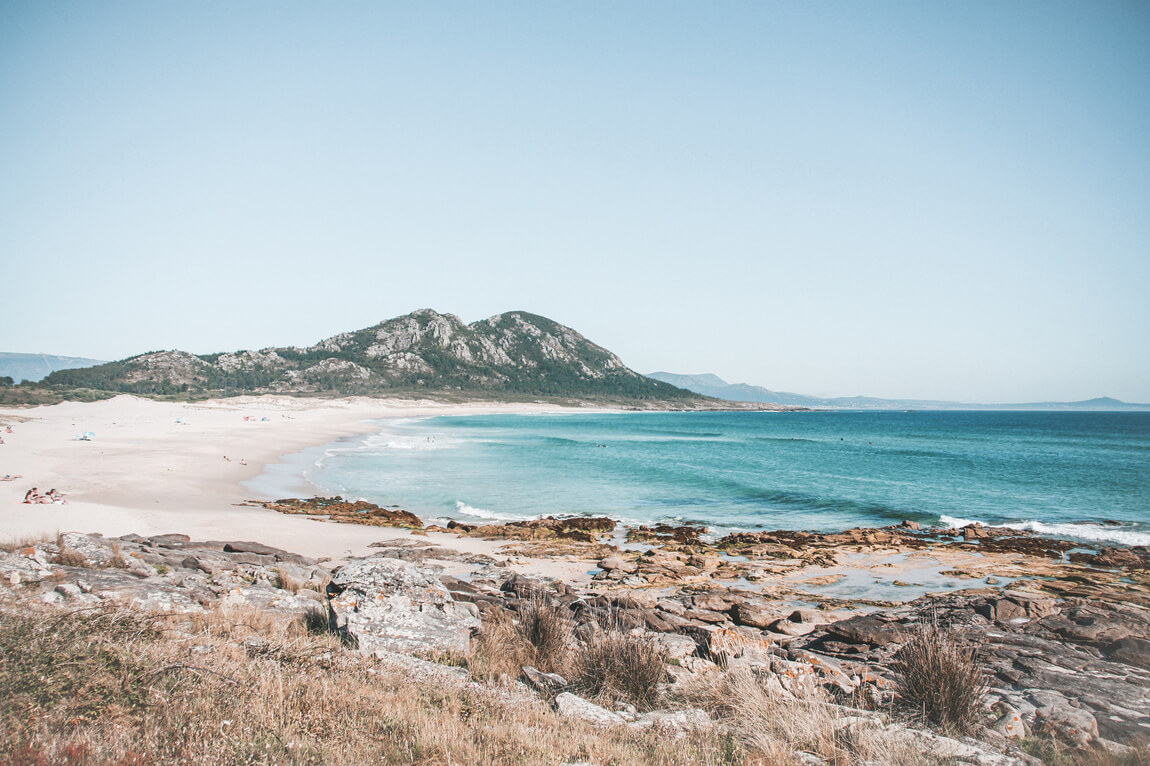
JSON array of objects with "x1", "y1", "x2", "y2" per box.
[
  {"x1": 678, "y1": 665, "x2": 928, "y2": 765},
  {"x1": 301, "y1": 606, "x2": 333, "y2": 636},
  {"x1": 53, "y1": 547, "x2": 90, "y2": 569},
  {"x1": 107, "y1": 543, "x2": 129, "y2": 569},
  {"x1": 573, "y1": 628, "x2": 667, "y2": 711},
  {"x1": 517, "y1": 596, "x2": 575, "y2": 675},
  {"x1": 470, "y1": 597, "x2": 575, "y2": 682},
  {"x1": 891, "y1": 621, "x2": 987, "y2": 734}
]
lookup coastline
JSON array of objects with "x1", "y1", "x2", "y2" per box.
[
  {"x1": 3, "y1": 395, "x2": 1146, "y2": 596},
  {"x1": 0, "y1": 395, "x2": 608, "y2": 579},
  {"x1": 4, "y1": 395, "x2": 1149, "y2": 755}
]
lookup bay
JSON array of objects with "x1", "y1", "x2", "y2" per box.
[{"x1": 253, "y1": 410, "x2": 1150, "y2": 547}]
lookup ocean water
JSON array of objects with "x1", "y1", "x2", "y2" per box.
[{"x1": 248, "y1": 411, "x2": 1150, "y2": 547}]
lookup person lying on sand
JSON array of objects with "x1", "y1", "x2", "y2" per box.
[
  {"x1": 0, "y1": 474, "x2": 20, "y2": 482},
  {"x1": 46, "y1": 489, "x2": 67, "y2": 505}
]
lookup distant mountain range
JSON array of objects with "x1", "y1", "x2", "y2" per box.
[
  {"x1": 36, "y1": 310, "x2": 702, "y2": 402},
  {"x1": 646, "y1": 372, "x2": 1150, "y2": 411},
  {"x1": 0, "y1": 353, "x2": 107, "y2": 384}
]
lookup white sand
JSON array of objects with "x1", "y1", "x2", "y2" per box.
[{"x1": 0, "y1": 395, "x2": 599, "y2": 580}]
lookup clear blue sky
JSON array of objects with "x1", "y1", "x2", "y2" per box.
[{"x1": 2, "y1": 2, "x2": 1148, "y2": 402}]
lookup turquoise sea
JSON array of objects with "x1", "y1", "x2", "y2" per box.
[{"x1": 248, "y1": 411, "x2": 1150, "y2": 548}]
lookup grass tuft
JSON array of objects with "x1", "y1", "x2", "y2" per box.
[
  {"x1": 470, "y1": 597, "x2": 576, "y2": 682},
  {"x1": 53, "y1": 546, "x2": 90, "y2": 568},
  {"x1": 890, "y1": 620, "x2": 987, "y2": 735},
  {"x1": 573, "y1": 626, "x2": 668, "y2": 711},
  {"x1": 273, "y1": 568, "x2": 303, "y2": 593},
  {"x1": 107, "y1": 543, "x2": 129, "y2": 569}
]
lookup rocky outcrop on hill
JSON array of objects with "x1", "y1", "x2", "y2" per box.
[{"x1": 41, "y1": 309, "x2": 706, "y2": 401}]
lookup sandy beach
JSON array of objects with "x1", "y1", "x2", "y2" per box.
[{"x1": 0, "y1": 395, "x2": 599, "y2": 579}]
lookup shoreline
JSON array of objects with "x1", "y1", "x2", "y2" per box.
[
  {"x1": 0, "y1": 395, "x2": 611, "y2": 580},
  {"x1": 2, "y1": 395, "x2": 1146, "y2": 598}
]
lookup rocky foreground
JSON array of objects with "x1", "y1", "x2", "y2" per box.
[{"x1": 3, "y1": 507, "x2": 1149, "y2": 764}]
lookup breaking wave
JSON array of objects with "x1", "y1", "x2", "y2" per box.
[{"x1": 940, "y1": 515, "x2": 1150, "y2": 547}]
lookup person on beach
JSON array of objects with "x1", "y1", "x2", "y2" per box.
[
  {"x1": 47, "y1": 489, "x2": 67, "y2": 504},
  {"x1": 23, "y1": 488, "x2": 39, "y2": 503}
]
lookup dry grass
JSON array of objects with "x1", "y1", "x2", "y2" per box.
[
  {"x1": 469, "y1": 596, "x2": 576, "y2": 681},
  {"x1": 272, "y1": 567, "x2": 303, "y2": 593},
  {"x1": 679, "y1": 665, "x2": 935, "y2": 766},
  {"x1": 53, "y1": 547, "x2": 90, "y2": 568},
  {"x1": 1020, "y1": 735, "x2": 1150, "y2": 766},
  {"x1": 890, "y1": 621, "x2": 987, "y2": 735},
  {"x1": 573, "y1": 627, "x2": 668, "y2": 711},
  {"x1": 469, "y1": 607, "x2": 531, "y2": 681},
  {"x1": 107, "y1": 543, "x2": 129, "y2": 570},
  {"x1": 51, "y1": 532, "x2": 91, "y2": 568},
  {"x1": 0, "y1": 604, "x2": 742, "y2": 766},
  {"x1": 470, "y1": 599, "x2": 668, "y2": 711},
  {"x1": 0, "y1": 533, "x2": 54, "y2": 554}
]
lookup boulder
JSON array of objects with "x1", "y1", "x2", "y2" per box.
[
  {"x1": 522, "y1": 665, "x2": 568, "y2": 692},
  {"x1": 555, "y1": 692, "x2": 626, "y2": 726},
  {"x1": 824, "y1": 614, "x2": 911, "y2": 645},
  {"x1": 327, "y1": 557, "x2": 478, "y2": 654},
  {"x1": 788, "y1": 608, "x2": 825, "y2": 624},
  {"x1": 58, "y1": 532, "x2": 115, "y2": 566},
  {"x1": 731, "y1": 603, "x2": 776, "y2": 629},
  {"x1": 1034, "y1": 705, "x2": 1099, "y2": 747},
  {"x1": 652, "y1": 632, "x2": 699, "y2": 659}
]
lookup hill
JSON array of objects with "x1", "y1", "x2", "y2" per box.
[
  {"x1": 0, "y1": 352, "x2": 106, "y2": 384},
  {"x1": 647, "y1": 372, "x2": 1150, "y2": 411},
  {"x1": 41, "y1": 310, "x2": 700, "y2": 402}
]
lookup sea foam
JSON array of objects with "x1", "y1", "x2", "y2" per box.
[
  {"x1": 940, "y1": 514, "x2": 1150, "y2": 547},
  {"x1": 453, "y1": 501, "x2": 535, "y2": 523}
]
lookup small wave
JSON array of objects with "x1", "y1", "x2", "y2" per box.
[
  {"x1": 750, "y1": 436, "x2": 818, "y2": 444},
  {"x1": 454, "y1": 501, "x2": 534, "y2": 523},
  {"x1": 940, "y1": 515, "x2": 1150, "y2": 547},
  {"x1": 359, "y1": 432, "x2": 460, "y2": 451},
  {"x1": 939, "y1": 514, "x2": 980, "y2": 528}
]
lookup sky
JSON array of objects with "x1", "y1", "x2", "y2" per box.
[{"x1": 2, "y1": 2, "x2": 1148, "y2": 403}]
